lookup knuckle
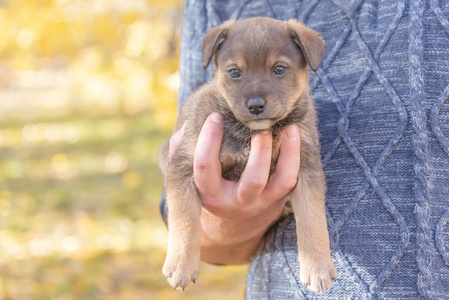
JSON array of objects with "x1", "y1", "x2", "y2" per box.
[
  {"x1": 282, "y1": 177, "x2": 298, "y2": 190},
  {"x1": 236, "y1": 188, "x2": 253, "y2": 203},
  {"x1": 193, "y1": 152, "x2": 212, "y2": 172},
  {"x1": 194, "y1": 161, "x2": 210, "y2": 173},
  {"x1": 236, "y1": 189, "x2": 249, "y2": 203},
  {"x1": 245, "y1": 178, "x2": 266, "y2": 190},
  {"x1": 237, "y1": 180, "x2": 265, "y2": 202},
  {"x1": 234, "y1": 197, "x2": 252, "y2": 214},
  {"x1": 201, "y1": 198, "x2": 216, "y2": 210},
  {"x1": 195, "y1": 179, "x2": 217, "y2": 199}
]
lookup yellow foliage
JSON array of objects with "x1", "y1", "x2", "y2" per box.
[{"x1": 0, "y1": 0, "x2": 247, "y2": 298}]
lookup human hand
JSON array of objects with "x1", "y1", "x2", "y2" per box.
[{"x1": 168, "y1": 112, "x2": 301, "y2": 264}]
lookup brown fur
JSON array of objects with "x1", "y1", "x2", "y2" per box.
[{"x1": 159, "y1": 17, "x2": 337, "y2": 292}]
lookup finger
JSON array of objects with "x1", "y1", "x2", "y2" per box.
[
  {"x1": 194, "y1": 112, "x2": 224, "y2": 198},
  {"x1": 264, "y1": 125, "x2": 300, "y2": 201},
  {"x1": 237, "y1": 131, "x2": 272, "y2": 204},
  {"x1": 169, "y1": 122, "x2": 186, "y2": 159}
]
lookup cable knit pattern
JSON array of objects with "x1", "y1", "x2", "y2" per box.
[{"x1": 175, "y1": 0, "x2": 449, "y2": 298}]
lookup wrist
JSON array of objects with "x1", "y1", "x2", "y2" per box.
[
  {"x1": 200, "y1": 208, "x2": 268, "y2": 246},
  {"x1": 200, "y1": 228, "x2": 264, "y2": 265},
  {"x1": 199, "y1": 199, "x2": 286, "y2": 265}
]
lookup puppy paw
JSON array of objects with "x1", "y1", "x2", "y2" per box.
[
  {"x1": 163, "y1": 254, "x2": 199, "y2": 290},
  {"x1": 299, "y1": 257, "x2": 337, "y2": 293}
]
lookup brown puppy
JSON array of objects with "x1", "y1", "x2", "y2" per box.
[{"x1": 159, "y1": 17, "x2": 337, "y2": 292}]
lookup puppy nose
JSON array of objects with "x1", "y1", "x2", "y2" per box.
[{"x1": 247, "y1": 98, "x2": 266, "y2": 115}]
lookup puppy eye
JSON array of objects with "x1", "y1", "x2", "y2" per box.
[
  {"x1": 273, "y1": 66, "x2": 287, "y2": 76},
  {"x1": 228, "y1": 69, "x2": 241, "y2": 79}
]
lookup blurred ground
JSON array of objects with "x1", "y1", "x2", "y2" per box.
[{"x1": 0, "y1": 0, "x2": 247, "y2": 299}]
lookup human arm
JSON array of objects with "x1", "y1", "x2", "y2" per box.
[{"x1": 168, "y1": 112, "x2": 301, "y2": 265}]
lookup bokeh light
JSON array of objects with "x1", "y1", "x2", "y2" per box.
[{"x1": 0, "y1": 0, "x2": 247, "y2": 299}]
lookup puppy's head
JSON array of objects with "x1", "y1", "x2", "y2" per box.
[{"x1": 202, "y1": 17, "x2": 325, "y2": 130}]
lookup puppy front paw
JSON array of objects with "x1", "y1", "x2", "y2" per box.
[
  {"x1": 299, "y1": 256, "x2": 337, "y2": 293},
  {"x1": 163, "y1": 254, "x2": 199, "y2": 290}
]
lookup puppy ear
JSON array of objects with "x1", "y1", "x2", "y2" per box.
[
  {"x1": 202, "y1": 19, "x2": 235, "y2": 70},
  {"x1": 287, "y1": 19, "x2": 325, "y2": 72}
]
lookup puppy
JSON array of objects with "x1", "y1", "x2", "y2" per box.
[{"x1": 159, "y1": 17, "x2": 337, "y2": 293}]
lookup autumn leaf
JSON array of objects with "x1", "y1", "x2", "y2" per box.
[{"x1": 0, "y1": 0, "x2": 247, "y2": 299}]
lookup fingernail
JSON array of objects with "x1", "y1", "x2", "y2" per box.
[
  {"x1": 260, "y1": 130, "x2": 270, "y2": 135},
  {"x1": 285, "y1": 125, "x2": 299, "y2": 141},
  {"x1": 211, "y1": 112, "x2": 222, "y2": 123}
]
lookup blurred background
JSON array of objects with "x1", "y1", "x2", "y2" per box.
[{"x1": 0, "y1": 0, "x2": 246, "y2": 299}]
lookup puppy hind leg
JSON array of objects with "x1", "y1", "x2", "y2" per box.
[
  {"x1": 290, "y1": 170, "x2": 337, "y2": 293},
  {"x1": 163, "y1": 179, "x2": 202, "y2": 290}
]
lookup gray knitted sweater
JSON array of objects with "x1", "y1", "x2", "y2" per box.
[{"x1": 168, "y1": 0, "x2": 449, "y2": 298}]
